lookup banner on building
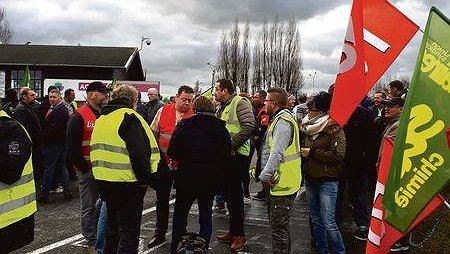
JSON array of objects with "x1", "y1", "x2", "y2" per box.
[
  {"x1": 383, "y1": 7, "x2": 450, "y2": 233},
  {"x1": 366, "y1": 138, "x2": 443, "y2": 254},
  {"x1": 44, "y1": 79, "x2": 160, "y2": 102},
  {"x1": 330, "y1": 0, "x2": 418, "y2": 126}
]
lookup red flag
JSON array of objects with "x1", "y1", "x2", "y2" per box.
[
  {"x1": 366, "y1": 138, "x2": 443, "y2": 254},
  {"x1": 330, "y1": 0, "x2": 419, "y2": 126}
]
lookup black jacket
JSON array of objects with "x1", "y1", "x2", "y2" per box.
[
  {"x1": 343, "y1": 105, "x2": 376, "y2": 174},
  {"x1": 41, "y1": 102, "x2": 69, "y2": 145},
  {"x1": 168, "y1": 113, "x2": 231, "y2": 194},
  {"x1": 0, "y1": 112, "x2": 34, "y2": 252},
  {"x1": 13, "y1": 101, "x2": 42, "y2": 144}
]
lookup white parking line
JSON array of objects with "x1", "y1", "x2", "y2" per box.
[{"x1": 27, "y1": 199, "x2": 176, "y2": 254}]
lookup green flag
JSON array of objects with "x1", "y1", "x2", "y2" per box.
[
  {"x1": 22, "y1": 66, "x2": 31, "y2": 87},
  {"x1": 111, "y1": 77, "x2": 117, "y2": 89},
  {"x1": 383, "y1": 7, "x2": 450, "y2": 233}
]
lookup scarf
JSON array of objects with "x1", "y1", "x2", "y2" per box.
[{"x1": 302, "y1": 113, "x2": 330, "y2": 141}]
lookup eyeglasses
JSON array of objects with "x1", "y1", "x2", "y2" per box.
[{"x1": 264, "y1": 99, "x2": 275, "y2": 102}]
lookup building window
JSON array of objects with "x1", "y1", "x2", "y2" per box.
[{"x1": 11, "y1": 69, "x2": 42, "y2": 97}]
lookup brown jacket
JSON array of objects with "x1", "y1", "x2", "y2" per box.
[{"x1": 302, "y1": 120, "x2": 346, "y2": 181}]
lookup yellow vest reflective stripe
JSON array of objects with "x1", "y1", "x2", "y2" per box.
[
  {"x1": 0, "y1": 110, "x2": 37, "y2": 229},
  {"x1": 72, "y1": 101, "x2": 78, "y2": 109},
  {"x1": 90, "y1": 108, "x2": 161, "y2": 182},
  {"x1": 220, "y1": 95, "x2": 251, "y2": 156},
  {"x1": 267, "y1": 110, "x2": 302, "y2": 196}
]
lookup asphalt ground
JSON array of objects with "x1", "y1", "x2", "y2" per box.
[{"x1": 11, "y1": 178, "x2": 379, "y2": 254}]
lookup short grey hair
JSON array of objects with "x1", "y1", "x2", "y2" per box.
[{"x1": 110, "y1": 85, "x2": 138, "y2": 108}]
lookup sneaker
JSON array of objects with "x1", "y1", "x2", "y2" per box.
[
  {"x1": 354, "y1": 227, "x2": 369, "y2": 241},
  {"x1": 243, "y1": 197, "x2": 252, "y2": 205},
  {"x1": 251, "y1": 191, "x2": 266, "y2": 201},
  {"x1": 390, "y1": 242, "x2": 410, "y2": 252},
  {"x1": 230, "y1": 236, "x2": 246, "y2": 252},
  {"x1": 217, "y1": 232, "x2": 234, "y2": 243}
]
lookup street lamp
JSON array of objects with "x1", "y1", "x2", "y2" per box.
[
  {"x1": 309, "y1": 70, "x2": 318, "y2": 91},
  {"x1": 138, "y1": 36, "x2": 151, "y2": 52},
  {"x1": 207, "y1": 62, "x2": 218, "y2": 93},
  {"x1": 138, "y1": 36, "x2": 151, "y2": 80}
]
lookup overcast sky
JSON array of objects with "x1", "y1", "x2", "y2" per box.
[{"x1": 2, "y1": 0, "x2": 449, "y2": 96}]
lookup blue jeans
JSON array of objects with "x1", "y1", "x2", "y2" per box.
[
  {"x1": 41, "y1": 144, "x2": 70, "y2": 195},
  {"x1": 96, "y1": 200, "x2": 108, "y2": 254},
  {"x1": 306, "y1": 180, "x2": 345, "y2": 254}
]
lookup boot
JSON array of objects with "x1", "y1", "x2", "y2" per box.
[
  {"x1": 216, "y1": 232, "x2": 234, "y2": 243},
  {"x1": 230, "y1": 236, "x2": 247, "y2": 252}
]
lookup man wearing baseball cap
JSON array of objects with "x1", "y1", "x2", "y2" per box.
[{"x1": 66, "y1": 81, "x2": 111, "y2": 254}]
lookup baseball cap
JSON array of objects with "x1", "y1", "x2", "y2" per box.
[
  {"x1": 86, "y1": 81, "x2": 113, "y2": 93},
  {"x1": 382, "y1": 97, "x2": 404, "y2": 107}
]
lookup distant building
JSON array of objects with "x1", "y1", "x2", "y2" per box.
[{"x1": 0, "y1": 44, "x2": 145, "y2": 98}]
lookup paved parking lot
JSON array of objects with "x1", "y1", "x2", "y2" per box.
[{"x1": 14, "y1": 180, "x2": 370, "y2": 254}]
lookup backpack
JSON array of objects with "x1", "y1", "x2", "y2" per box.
[{"x1": 177, "y1": 233, "x2": 208, "y2": 254}]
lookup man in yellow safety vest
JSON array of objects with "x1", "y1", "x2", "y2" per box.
[
  {"x1": 258, "y1": 87, "x2": 302, "y2": 254},
  {"x1": 90, "y1": 85, "x2": 160, "y2": 253},
  {"x1": 0, "y1": 107, "x2": 36, "y2": 253},
  {"x1": 214, "y1": 79, "x2": 256, "y2": 252}
]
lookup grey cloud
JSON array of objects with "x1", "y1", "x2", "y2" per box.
[{"x1": 158, "y1": 0, "x2": 348, "y2": 28}]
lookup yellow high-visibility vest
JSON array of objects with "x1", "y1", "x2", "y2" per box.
[
  {"x1": 266, "y1": 109, "x2": 302, "y2": 196},
  {"x1": 90, "y1": 108, "x2": 160, "y2": 182},
  {"x1": 71, "y1": 101, "x2": 78, "y2": 110},
  {"x1": 220, "y1": 95, "x2": 252, "y2": 156},
  {"x1": 0, "y1": 110, "x2": 37, "y2": 229}
]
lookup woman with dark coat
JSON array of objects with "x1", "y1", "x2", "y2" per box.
[
  {"x1": 300, "y1": 92, "x2": 346, "y2": 254},
  {"x1": 168, "y1": 96, "x2": 231, "y2": 253}
]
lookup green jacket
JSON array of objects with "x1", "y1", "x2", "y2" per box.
[{"x1": 302, "y1": 120, "x2": 346, "y2": 181}]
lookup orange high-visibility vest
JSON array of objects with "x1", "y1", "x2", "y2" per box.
[
  {"x1": 157, "y1": 104, "x2": 193, "y2": 154},
  {"x1": 76, "y1": 105, "x2": 97, "y2": 167}
]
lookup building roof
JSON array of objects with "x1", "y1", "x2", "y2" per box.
[{"x1": 0, "y1": 44, "x2": 138, "y2": 69}]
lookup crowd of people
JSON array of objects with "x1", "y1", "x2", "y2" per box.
[{"x1": 0, "y1": 78, "x2": 410, "y2": 254}]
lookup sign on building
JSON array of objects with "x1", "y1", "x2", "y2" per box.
[{"x1": 44, "y1": 79, "x2": 160, "y2": 102}]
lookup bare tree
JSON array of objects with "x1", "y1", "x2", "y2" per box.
[
  {"x1": 229, "y1": 19, "x2": 240, "y2": 86},
  {"x1": 252, "y1": 17, "x2": 303, "y2": 94},
  {"x1": 252, "y1": 33, "x2": 262, "y2": 93},
  {"x1": 217, "y1": 32, "x2": 230, "y2": 79},
  {"x1": 0, "y1": 7, "x2": 13, "y2": 44},
  {"x1": 239, "y1": 21, "x2": 250, "y2": 93},
  {"x1": 217, "y1": 17, "x2": 302, "y2": 95}
]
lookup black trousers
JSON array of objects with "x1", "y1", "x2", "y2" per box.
[
  {"x1": 101, "y1": 184, "x2": 147, "y2": 254},
  {"x1": 154, "y1": 165, "x2": 174, "y2": 237},
  {"x1": 170, "y1": 190, "x2": 215, "y2": 253},
  {"x1": 223, "y1": 154, "x2": 248, "y2": 236}
]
